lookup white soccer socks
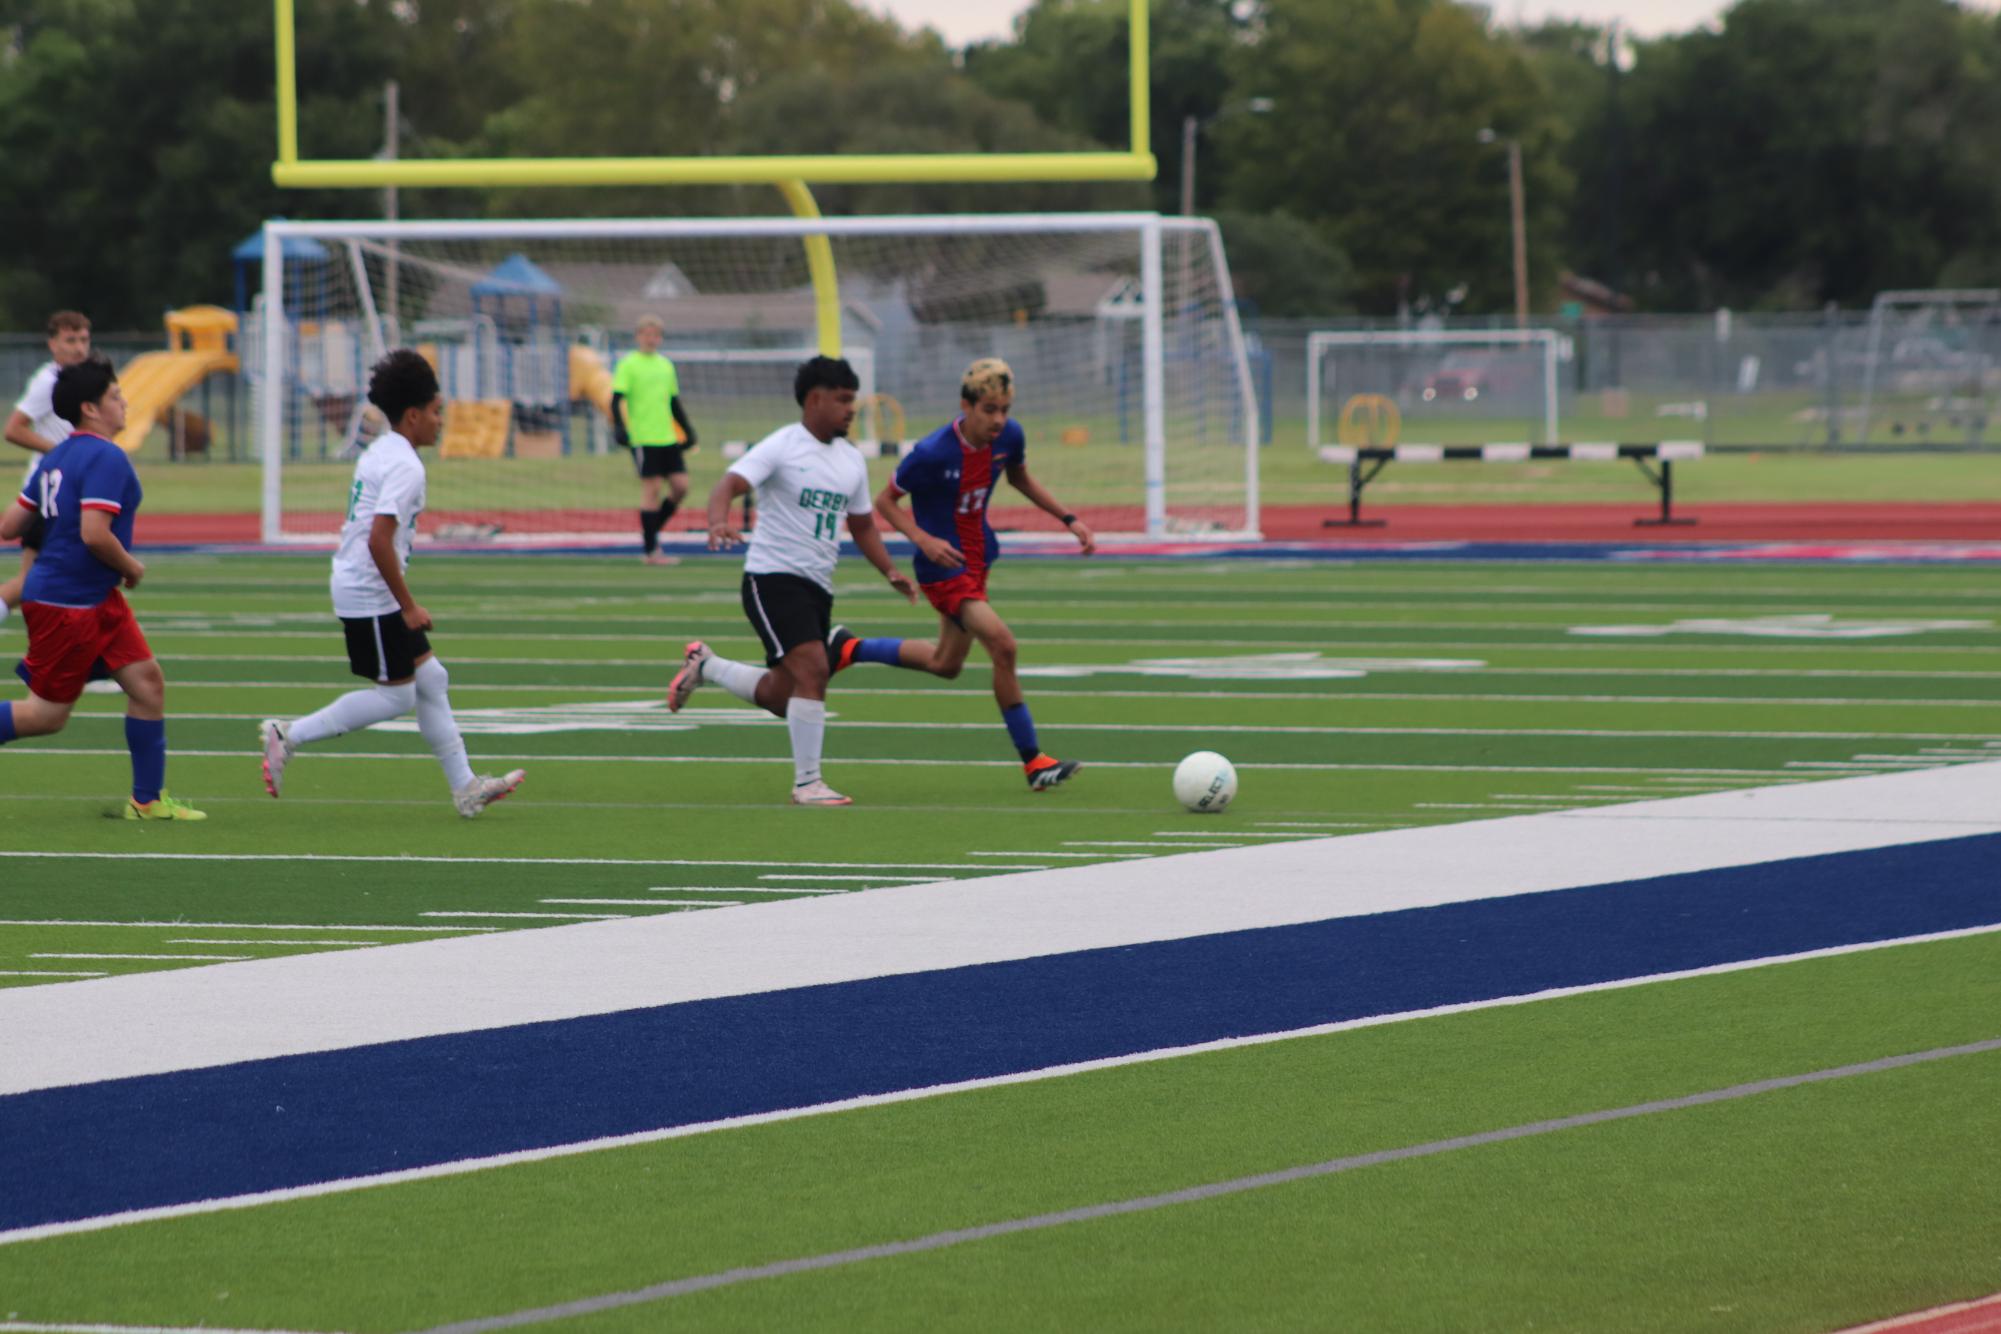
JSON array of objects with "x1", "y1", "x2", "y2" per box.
[
  {"x1": 701, "y1": 652, "x2": 767, "y2": 705},
  {"x1": 289, "y1": 681, "x2": 417, "y2": 744},
  {"x1": 786, "y1": 696, "x2": 828, "y2": 788},
  {"x1": 415, "y1": 657, "x2": 475, "y2": 792}
]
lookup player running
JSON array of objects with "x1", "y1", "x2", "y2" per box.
[
  {"x1": 666, "y1": 355, "x2": 917, "y2": 807},
  {"x1": 0, "y1": 357, "x2": 204, "y2": 819},
  {"x1": 1, "y1": 311, "x2": 93, "y2": 630},
  {"x1": 826, "y1": 357, "x2": 1094, "y2": 792},
  {"x1": 258, "y1": 350, "x2": 523, "y2": 818}
]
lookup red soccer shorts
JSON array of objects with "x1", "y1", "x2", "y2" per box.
[
  {"x1": 20, "y1": 590, "x2": 153, "y2": 704},
  {"x1": 921, "y1": 569, "x2": 989, "y2": 619}
]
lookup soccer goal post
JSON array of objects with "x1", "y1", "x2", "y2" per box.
[
  {"x1": 1854, "y1": 289, "x2": 2001, "y2": 447},
  {"x1": 1306, "y1": 328, "x2": 1560, "y2": 450},
  {"x1": 253, "y1": 214, "x2": 1261, "y2": 546}
]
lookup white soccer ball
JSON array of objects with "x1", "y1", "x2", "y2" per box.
[{"x1": 1173, "y1": 751, "x2": 1238, "y2": 814}]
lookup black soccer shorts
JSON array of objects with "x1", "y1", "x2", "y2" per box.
[{"x1": 741, "y1": 572, "x2": 833, "y2": 668}]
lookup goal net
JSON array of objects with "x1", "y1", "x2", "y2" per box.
[
  {"x1": 1854, "y1": 289, "x2": 2000, "y2": 447},
  {"x1": 249, "y1": 214, "x2": 1261, "y2": 545},
  {"x1": 1306, "y1": 329, "x2": 1560, "y2": 451}
]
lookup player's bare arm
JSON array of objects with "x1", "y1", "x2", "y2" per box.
[
  {"x1": 4, "y1": 410, "x2": 53, "y2": 455},
  {"x1": 1005, "y1": 461, "x2": 1096, "y2": 555},
  {"x1": 705, "y1": 471, "x2": 751, "y2": 548},
  {"x1": 846, "y1": 513, "x2": 918, "y2": 603},
  {"x1": 80, "y1": 507, "x2": 145, "y2": 589},
  {"x1": 367, "y1": 513, "x2": 430, "y2": 631},
  {"x1": 872, "y1": 481, "x2": 964, "y2": 569},
  {"x1": 0, "y1": 499, "x2": 30, "y2": 542}
]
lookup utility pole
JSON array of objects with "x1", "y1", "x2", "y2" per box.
[
  {"x1": 383, "y1": 80, "x2": 400, "y2": 343},
  {"x1": 1506, "y1": 137, "x2": 1528, "y2": 327}
]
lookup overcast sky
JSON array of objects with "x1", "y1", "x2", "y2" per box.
[{"x1": 864, "y1": 0, "x2": 1998, "y2": 46}]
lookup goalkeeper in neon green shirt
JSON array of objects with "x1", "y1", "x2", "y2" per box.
[{"x1": 612, "y1": 315, "x2": 700, "y2": 564}]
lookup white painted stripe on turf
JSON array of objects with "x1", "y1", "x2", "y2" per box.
[
  {"x1": 648, "y1": 886, "x2": 849, "y2": 895},
  {"x1": 169, "y1": 939, "x2": 381, "y2": 947},
  {"x1": 965, "y1": 851, "x2": 1152, "y2": 859},
  {"x1": 0, "y1": 970, "x2": 108, "y2": 978},
  {"x1": 0, "y1": 750, "x2": 1817, "y2": 776},
  {"x1": 0, "y1": 854, "x2": 1053, "y2": 870},
  {"x1": 1062, "y1": 840, "x2": 1248, "y2": 849},
  {"x1": 9, "y1": 922, "x2": 2001, "y2": 1250},
  {"x1": 31, "y1": 953, "x2": 251, "y2": 962},
  {"x1": 0, "y1": 920, "x2": 497, "y2": 933},
  {"x1": 422, "y1": 1038, "x2": 2000, "y2": 1330},
  {"x1": 420, "y1": 912, "x2": 630, "y2": 921},
  {"x1": 0, "y1": 1324, "x2": 333, "y2": 1333},
  {"x1": 542, "y1": 899, "x2": 735, "y2": 908},
  {"x1": 60, "y1": 711, "x2": 2001, "y2": 741},
  {"x1": 3, "y1": 763, "x2": 1994, "y2": 1099},
  {"x1": 757, "y1": 874, "x2": 941, "y2": 883}
]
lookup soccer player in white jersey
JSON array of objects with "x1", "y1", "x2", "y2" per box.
[
  {"x1": 667, "y1": 356, "x2": 917, "y2": 806},
  {"x1": 1, "y1": 311, "x2": 92, "y2": 628},
  {"x1": 257, "y1": 350, "x2": 524, "y2": 818}
]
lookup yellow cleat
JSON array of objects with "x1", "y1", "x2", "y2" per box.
[{"x1": 125, "y1": 791, "x2": 208, "y2": 822}]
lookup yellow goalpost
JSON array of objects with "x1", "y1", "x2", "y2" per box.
[{"x1": 268, "y1": 0, "x2": 1157, "y2": 355}]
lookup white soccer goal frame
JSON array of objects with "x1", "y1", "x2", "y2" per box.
[
  {"x1": 1305, "y1": 328, "x2": 1561, "y2": 449},
  {"x1": 257, "y1": 213, "x2": 1261, "y2": 544},
  {"x1": 1856, "y1": 288, "x2": 2001, "y2": 446}
]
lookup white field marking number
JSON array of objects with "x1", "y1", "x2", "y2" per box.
[
  {"x1": 1018, "y1": 652, "x2": 1484, "y2": 681},
  {"x1": 1569, "y1": 614, "x2": 1990, "y2": 640}
]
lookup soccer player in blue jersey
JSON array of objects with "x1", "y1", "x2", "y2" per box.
[
  {"x1": 0, "y1": 357, "x2": 205, "y2": 819},
  {"x1": 829, "y1": 358, "x2": 1095, "y2": 791}
]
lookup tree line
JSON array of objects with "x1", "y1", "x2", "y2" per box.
[{"x1": 1, "y1": 0, "x2": 1997, "y2": 328}]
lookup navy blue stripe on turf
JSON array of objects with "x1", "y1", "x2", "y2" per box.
[{"x1": 4, "y1": 832, "x2": 1998, "y2": 1233}]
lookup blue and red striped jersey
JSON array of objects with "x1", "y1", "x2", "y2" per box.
[{"x1": 891, "y1": 417, "x2": 1026, "y2": 586}]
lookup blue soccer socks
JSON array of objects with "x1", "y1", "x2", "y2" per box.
[{"x1": 125, "y1": 715, "x2": 166, "y2": 805}]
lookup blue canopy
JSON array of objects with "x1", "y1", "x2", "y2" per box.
[
  {"x1": 472, "y1": 253, "x2": 563, "y2": 297},
  {"x1": 232, "y1": 220, "x2": 331, "y2": 264}
]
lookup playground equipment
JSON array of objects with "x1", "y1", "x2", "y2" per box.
[{"x1": 114, "y1": 306, "x2": 241, "y2": 455}]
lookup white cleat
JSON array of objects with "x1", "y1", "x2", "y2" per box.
[
  {"x1": 455, "y1": 769, "x2": 525, "y2": 818},
  {"x1": 258, "y1": 719, "x2": 292, "y2": 798},
  {"x1": 790, "y1": 778, "x2": 853, "y2": 807},
  {"x1": 667, "y1": 640, "x2": 711, "y2": 713}
]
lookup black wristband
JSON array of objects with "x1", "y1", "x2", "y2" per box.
[{"x1": 1060, "y1": 512, "x2": 1077, "y2": 526}]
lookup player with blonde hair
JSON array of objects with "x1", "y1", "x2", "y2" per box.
[{"x1": 829, "y1": 358, "x2": 1095, "y2": 791}]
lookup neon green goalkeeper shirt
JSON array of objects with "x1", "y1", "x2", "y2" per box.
[{"x1": 611, "y1": 350, "x2": 682, "y2": 445}]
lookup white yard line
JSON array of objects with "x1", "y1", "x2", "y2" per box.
[
  {"x1": 541, "y1": 899, "x2": 732, "y2": 908},
  {"x1": 0, "y1": 853, "x2": 1051, "y2": 870},
  {"x1": 757, "y1": 874, "x2": 941, "y2": 883},
  {"x1": 0, "y1": 750, "x2": 1819, "y2": 777},
  {"x1": 55, "y1": 711, "x2": 2001, "y2": 741},
  {"x1": 648, "y1": 886, "x2": 849, "y2": 895},
  {"x1": 32, "y1": 953, "x2": 250, "y2": 962},
  {"x1": 420, "y1": 911, "x2": 629, "y2": 921},
  {"x1": 0, "y1": 919, "x2": 495, "y2": 932},
  {"x1": 168, "y1": 939, "x2": 381, "y2": 947},
  {"x1": 0, "y1": 970, "x2": 107, "y2": 978}
]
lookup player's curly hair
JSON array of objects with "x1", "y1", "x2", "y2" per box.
[
  {"x1": 51, "y1": 355, "x2": 117, "y2": 427},
  {"x1": 961, "y1": 357, "x2": 1013, "y2": 404},
  {"x1": 793, "y1": 355, "x2": 859, "y2": 406},
  {"x1": 367, "y1": 349, "x2": 441, "y2": 426}
]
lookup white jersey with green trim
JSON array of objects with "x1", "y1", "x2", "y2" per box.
[
  {"x1": 727, "y1": 422, "x2": 871, "y2": 594},
  {"x1": 330, "y1": 432, "x2": 426, "y2": 618}
]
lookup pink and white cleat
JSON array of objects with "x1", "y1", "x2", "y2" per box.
[
  {"x1": 258, "y1": 719, "x2": 292, "y2": 798},
  {"x1": 454, "y1": 769, "x2": 525, "y2": 818},
  {"x1": 667, "y1": 640, "x2": 711, "y2": 713},
  {"x1": 790, "y1": 778, "x2": 852, "y2": 807}
]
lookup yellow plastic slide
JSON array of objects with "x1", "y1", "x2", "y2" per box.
[{"x1": 113, "y1": 307, "x2": 240, "y2": 454}]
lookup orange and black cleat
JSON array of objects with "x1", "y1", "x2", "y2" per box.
[
  {"x1": 827, "y1": 624, "x2": 861, "y2": 674},
  {"x1": 1025, "y1": 755, "x2": 1082, "y2": 792}
]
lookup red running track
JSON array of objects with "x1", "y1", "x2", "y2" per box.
[
  {"x1": 1834, "y1": 1292, "x2": 2001, "y2": 1333},
  {"x1": 134, "y1": 502, "x2": 2001, "y2": 547}
]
